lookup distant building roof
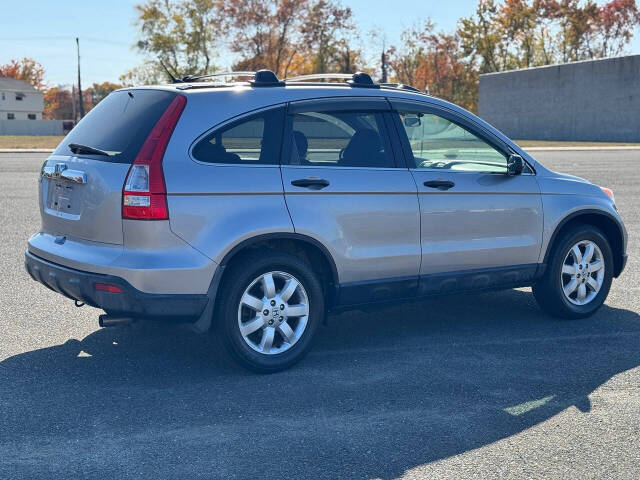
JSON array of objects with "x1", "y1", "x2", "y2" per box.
[{"x1": 0, "y1": 77, "x2": 40, "y2": 92}]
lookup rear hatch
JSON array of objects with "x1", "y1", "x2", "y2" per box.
[{"x1": 40, "y1": 89, "x2": 178, "y2": 244}]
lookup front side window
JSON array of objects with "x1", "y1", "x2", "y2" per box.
[
  {"x1": 288, "y1": 110, "x2": 394, "y2": 168},
  {"x1": 28, "y1": 113, "x2": 36, "y2": 120},
  {"x1": 398, "y1": 111, "x2": 507, "y2": 173},
  {"x1": 192, "y1": 108, "x2": 284, "y2": 165},
  {"x1": 7, "y1": 113, "x2": 15, "y2": 120}
]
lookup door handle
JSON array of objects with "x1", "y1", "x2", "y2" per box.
[
  {"x1": 291, "y1": 177, "x2": 330, "y2": 190},
  {"x1": 424, "y1": 180, "x2": 455, "y2": 191}
]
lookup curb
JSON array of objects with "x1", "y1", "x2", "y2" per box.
[
  {"x1": 523, "y1": 146, "x2": 640, "y2": 151},
  {"x1": 0, "y1": 149, "x2": 54, "y2": 153}
]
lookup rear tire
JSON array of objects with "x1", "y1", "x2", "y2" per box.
[
  {"x1": 533, "y1": 225, "x2": 613, "y2": 319},
  {"x1": 216, "y1": 252, "x2": 324, "y2": 373}
]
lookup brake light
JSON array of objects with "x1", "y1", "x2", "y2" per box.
[{"x1": 122, "y1": 95, "x2": 186, "y2": 220}]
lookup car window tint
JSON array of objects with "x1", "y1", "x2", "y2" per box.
[
  {"x1": 54, "y1": 89, "x2": 177, "y2": 163},
  {"x1": 398, "y1": 111, "x2": 507, "y2": 173},
  {"x1": 193, "y1": 108, "x2": 284, "y2": 165},
  {"x1": 289, "y1": 111, "x2": 393, "y2": 168}
]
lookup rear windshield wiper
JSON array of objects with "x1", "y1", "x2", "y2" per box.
[{"x1": 68, "y1": 143, "x2": 112, "y2": 156}]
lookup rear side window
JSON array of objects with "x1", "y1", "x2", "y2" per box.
[
  {"x1": 287, "y1": 110, "x2": 394, "y2": 168},
  {"x1": 54, "y1": 89, "x2": 177, "y2": 163},
  {"x1": 192, "y1": 107, "x2": 285, "y2": 165}
]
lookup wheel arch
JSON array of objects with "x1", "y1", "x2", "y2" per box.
[
  {"x1": 544, "y1": 209, "x2": 625, "y2": 277},
  {"x1": 217, "y1": 232, "x2": 340, "y2": 307}
]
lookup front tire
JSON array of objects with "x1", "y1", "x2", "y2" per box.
[
  {"x1": 533, "y1": 225, "x2": 613, "y2": 319},
  {"x1": 216, "y1": 252, "x2": 324, "y2": 373}
]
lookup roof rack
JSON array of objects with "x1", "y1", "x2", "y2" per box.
[
  {"x1": 173, "y1": 69, "x2": 427, "y2": 94},
  {"x1": 181, "y1": 71, "x2": 255, "y2": 82},
  {"x1": 285, "y1": 73, "x2": 354, "y2": 82},
  {"x1": 175, "y1": 69, "x2": 285, "y2": 89},
  {"x1": 285, "y1": 71, "x2": 378, "y2": 88},
  {"x1": 379, "y1": 83, "x2": 425, "y2": 94},
  {"x1": 250, "y1": 69, "x2": 285, "y2": 87}
]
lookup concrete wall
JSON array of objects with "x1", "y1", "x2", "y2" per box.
[
  {"x1": 478, "y1": 55, "x2": 640, "y2": 142},
  {"x1": 0, "y1": 120, "x2": 64, "y2": 135}
]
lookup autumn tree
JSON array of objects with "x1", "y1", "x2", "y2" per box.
[
  {"x1": 388, "y1": 20, "x2": 478, "y2": 111},
  {"x1": 127, "y1": 0, "x2": 640, "y2": 111},
  {"x1": 390, "y1": 1, "x2": 640, "y2": 113},
  {"x1": 222, "y1": 0, "x2": 309, "y2": 77},
  {"x1": 87, "y1": 82, "x2": 123, "y2": 106},
  {"x1": 300, "y1": 0, "x2": 358, "y2": 73},
  {"x1": 134, "y1": 0, "x2": 223, "y2": 78},
  {"x1": 43, "y1": 87, "x2": 74, "y2": 120},
  {"x1": 458, "y1": 0, "x2": 640, "y2": 71},
  {"x1": 499, "y1": 0, "x2": 540, "y2": 68},
  {"x1": 130, "y1": 0, "x2": 360, "y2": 80},
  {"x1": 595, "y1": 0, "x2": 640, "y2": 56},
  {"x1": 120, "y1": 61, "x2": 167, "y2": 86},
  {"x1": 0, "y1": 58, "x2": 46, "y2": 90},
  {"x1": 457, "y1": 1, "x2": 499, "y2": 73},
  {"x1": 542, "y1": 0, "x2": 601, "y2": 62}
]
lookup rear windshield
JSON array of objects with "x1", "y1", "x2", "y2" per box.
[{"x1": 54, "y1": 89, "x2": 177, "y2": 163}]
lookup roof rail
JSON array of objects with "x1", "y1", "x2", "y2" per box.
[
  {"x1": 285, "y1": 73, "x2": 354, "y2": 82},
  {"x1": 181, "y1": 71, "x2": 256, "y2": 82},
  {"x1": 173, "y1": 69, "x2": 427, "y2": 94},
  {"x1": 379, "y1": 83, "x2": 425, "y2": 94},
  {"x1": 174, "y1": 69, "x2": 285, "y2": 89},
  {"x1": 285, "y1": 72, "x2": 378, "y2": 88}
]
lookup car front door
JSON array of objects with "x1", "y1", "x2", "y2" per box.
[
  {"x1": 389, "y1": 99, "x2": 544, "y2": 295},
  {"x1": 280, "y1": 97, "x2": 421, "y2": 305}
]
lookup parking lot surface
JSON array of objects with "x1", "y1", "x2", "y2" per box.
[{"x1": 1, "y1": 150, "x2": 639, "y2": 479}]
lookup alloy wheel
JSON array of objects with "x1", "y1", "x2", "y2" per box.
[
  {"x1": 237, "y1": 271, "x2": 309, "y2": 354},
  {"x1": 560, "y1": 240, "x2": 605, "y2": 306}
]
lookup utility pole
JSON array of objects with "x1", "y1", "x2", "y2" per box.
[
  {"x1": 71, "y1": 84, "x2": 77, "y2": 123},
  {"x1": 76, "y1": 37, "x2": 85, "y2": 119},
  {"x1": 380, "y1": 36, "x2": 388, "y2": 83}
]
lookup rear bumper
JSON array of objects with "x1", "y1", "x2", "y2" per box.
[{"x1": 25, "y1": 251, "x2": 208, "y2": 319}]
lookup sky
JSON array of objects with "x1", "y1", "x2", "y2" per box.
[{"x1": 1, "y1": 0, "x2": 639, "y2": 87}]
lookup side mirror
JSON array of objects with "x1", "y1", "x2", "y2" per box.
[{"x1": 507, "y1": 154, "x2": 524, "y2": 176}]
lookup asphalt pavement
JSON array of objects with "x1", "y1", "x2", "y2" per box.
[{"x1": 1, "y1": 150, "x2": 639, "y2": 479}]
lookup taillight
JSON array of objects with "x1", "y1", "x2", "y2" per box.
[{"x1": 122, "y1": 95, "x2": 186, "y2": 220}]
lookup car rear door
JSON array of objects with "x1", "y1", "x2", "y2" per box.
[
  {"x1": 280, "y1": 97, "x2": 421, "y2": 304},
  {"x1": 389, "y1": 99, "x2": 543, "y2": 294},
  {"x1": 165, "y1": 105, "x2": 293, "y2": 262}
]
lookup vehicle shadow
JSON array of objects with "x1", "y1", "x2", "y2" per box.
[{"x1": 2, "y1": 289, "x2": 639, "y2": 479}]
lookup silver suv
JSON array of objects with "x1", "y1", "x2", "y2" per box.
[{"x1": 25, "y1": 70, "x2": 628, "y2": 372}]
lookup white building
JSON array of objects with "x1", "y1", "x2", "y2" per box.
[{"x1": 0, "y1": 77, "x2": 44, "y2": 121}]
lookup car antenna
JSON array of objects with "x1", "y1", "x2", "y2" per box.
[{"x1": 159, "y1": 60, "x2": 182, "y2": 84}]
